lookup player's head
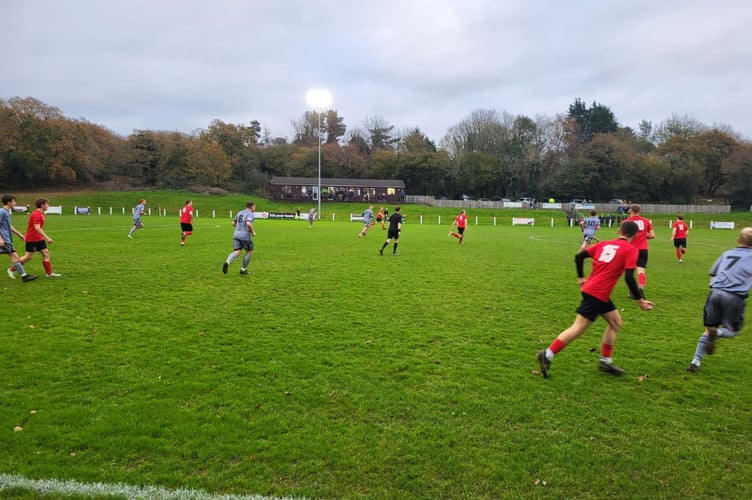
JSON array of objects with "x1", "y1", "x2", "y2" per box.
[
  {"x1": 738, "y1": 227, "x2": 752, "y2": 247},
  {"x1": 140, "y1": 199, "x2": 146, "y2": 204},
  {"x1": 629, "y1": 204, "x2": 641, "y2": 214},
  {"x1": 590, "y1": 210, "x2": 597, "y2": 216},
  {"x1": 460, "y1": 210, "x2": 465, "y2": 215},
  {"x1": 619, "y1": 220, "x2": 639, "y2": 239},
  {"x1": 677, "y1": 214, "x2": 684, "y2": 220},
  {"x1": 185, "y1": 200, "x2": 192, "y2": 206},
  {"x1": 395, "y1": 206, "x2": 401, "y2": 212},
  {"x1": 2, "y1": 194, "x2": 16, "y2": 205},
  {"x1": 246, "y1": 201, "x2": 255, "y2": 209},
  {"x1": 35, "y1": 198, "x2": 49, "y2": 208}
]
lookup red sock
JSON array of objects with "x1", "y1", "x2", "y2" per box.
[
  {"x1": 676, "y1": 250, "x2": 682, "y2": 260},
  {"x1": 549, "y1": 338, "x2": 566, "y2": 355},
  {"x1": 185, "y1": 231, "x2": 192, "y2": 237},
  {"x1": 43, "y1": 261, "x2": 52, "y2": 275},
  {"x1": 601, "y1": 343, "x2": 614, "y2": 358},
  {"x1": 638, "y1": 273, "x2": 646, "y2": 288}
]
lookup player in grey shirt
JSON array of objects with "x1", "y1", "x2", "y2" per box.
[
  {"x1": 687, "y1": 227, "x2": 752, "y2": 372},
  {"x1": 223, "y1": 201, "x2": 256, "y2": 275},
  {"x1": 1, "y1": 194, "x2": 37, "y2": 282},
  {"x1": 579, "y1": 210, "x2": 601, "y2": 251},
  {"x1": 358, "y1": 205, "x2": 374, "y2": 238}
]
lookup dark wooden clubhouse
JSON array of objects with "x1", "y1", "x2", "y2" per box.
[{"x1": 270, "y1": 176, "x2": 406, "y2": 203}]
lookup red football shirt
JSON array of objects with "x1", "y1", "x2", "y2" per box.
[
  {"x1": 625, "y1": 215, "x2": 653, "y2": 250},
  {"x1": 455, "y1": 214, "x2": 468, "y2": 228},
  {"x1": 180, "y1": 205, "x2": 193, "y2": 224},
  {"x1": 581, "y1": 238, "x2": 638, "y2": 302},
  {"x1": 672, "y1": 221, "x2": 688, "y2": 239},
  {"x1": 25, "y1": 209, "x2": 45, "y2": 242}
]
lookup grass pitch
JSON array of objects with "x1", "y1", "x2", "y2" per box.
[{"x1": 2, "y1": 197, "x2": 751, "y2": 499}]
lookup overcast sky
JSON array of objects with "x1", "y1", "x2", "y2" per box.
[{"x1": 3, "y1": 0, "x2": 751, "y2": 143}]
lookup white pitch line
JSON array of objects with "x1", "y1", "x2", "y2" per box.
[{"x1": 0, "y1": 473, "x2": 306, "y2": 500}]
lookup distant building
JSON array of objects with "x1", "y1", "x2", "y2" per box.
[{"x1": 270, "y1": 176, "x2": 406, "y2": 203}]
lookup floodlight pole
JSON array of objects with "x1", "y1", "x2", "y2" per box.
[
  {"x1": 306, "y1": 89, "x2": 332, "y2": 221},
  {"x1": 317, "y1": 111, "x2": 322, "y2": 219}
]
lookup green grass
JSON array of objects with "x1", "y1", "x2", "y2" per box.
[{"x1": 2, "y1": 196, "x2": 752, "y2": 499}]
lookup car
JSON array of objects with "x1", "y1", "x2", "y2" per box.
[
  {"x1": 608, "y1": 199, "x2": 625, "y2": 204},
  {"x1": 461, "y1": 194, "x2": 474, "y2": 201},
  {"x1": 570, "y1": 198, "x2": 585, "y2": 204},
  {"x1": 517, "y1": 197, "x2": 534, "y2": 203},
  {"x1": 478, "y1": 197, "x2": 491, "y2": 202}
]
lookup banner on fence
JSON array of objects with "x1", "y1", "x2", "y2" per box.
[
  {"x1": 75, "y1": 206, "x2": 90, "y2": 215},
  {"x1": 710, "y1": 221, "x2": 735, "y2": 229},
  {"x1": 512, "y1": 217, "x2": 535, "y2": 226}
]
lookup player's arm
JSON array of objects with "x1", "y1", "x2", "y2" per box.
[
  {"x1": 647, "y1": 228, "x2": 656, "y2": 239},
  {"x1": 11, "y1": 224, "x2": 25, "y2": 240},
  {"x1": 670, "y1": 227, "x2": 676, "y2": 240},
  {"x1": 246, "y1": 220, "x2": 256, "y2": 236},
  {"x1": 625, "y1": 269, "x2": 654, "y2": 309},
  {"x1": 33, "y1": 222, "x2": 52, "y2": 243},
  {"x1": 574, "y1": 250, "x2": 590, "y2": 284}
]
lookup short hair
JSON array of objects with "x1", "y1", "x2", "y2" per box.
[
  {"x1": 139, "y1": 199, "x2": 146, "y2": 203},
  {"x1": 629, "y1": 204, "x2": 641, "y2": 214},
  {"x1": 1, "y1": 194, "x2": 16, "y2": 205},
  {"x1": 677, "y1": 214, "x2": 684, "y2": 220},
  {"x1": 590, "y1": 210, "x2": 597, "y2": 216},
  {"x1": 35, "y1": 198, "x2": 48, "y2": 208},
  {"x1": 395, "y1": 206, "x2": 401, "y2": 212},
  {"x1": 246, "y1": 201, "x2": 255, "y2": 209},
  {"x1": 620, "y1": 220, "x2": 639, "y2": 238},
  {"x1": 738, "y1": 227, "x2": 752, "y2": 247},
  {"x1": 185, "y1": 200, "x2": 192, "y2": 205}
]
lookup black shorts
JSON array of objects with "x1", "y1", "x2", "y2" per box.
[
  {"x1": 26, "y1": 240, "x2": 47, "y2": 253},
  {"x1": 377, "y1": 217, "x2": 383, "y2": 222},
  {"x1": 576, "y1": 292, "x2": 616, "y2": 322},
  {"x1": 0, "y1": 241, "x2": 16, "y2": 255},
  {"x1": 457, "y1": 227, "x2": 465, "y2": 235},
  {"x1": 387, "y1": 228, "x2": 400, "y2": 239},
  {"x1": 181, "y1": 223, "x2": 193, "y2": 232},
  {"x1": 703, "y1": 288, "x2": 746, "y2": 331},
  {"x1": 673, "y1": 238, "x2": 687, "y2": 249},
  {"x1": 636, "y1": 249, "x2": 648, "y2": 268}
]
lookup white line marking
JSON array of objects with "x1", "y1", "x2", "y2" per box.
[{"x1": 0, "y1": 473, "x2": 306, "y2": 500}]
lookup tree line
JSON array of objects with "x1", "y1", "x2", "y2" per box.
[{"x1": 1, "y1": 96, "x2": 751, "y2": 207}]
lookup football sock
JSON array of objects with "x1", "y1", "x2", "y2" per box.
[
  {"x1": 549, "y1": 338, "x2": 566, "y2": 356},
  {"x1": 692, "y1": 334, "x2": 709, "y2": 362},
  {"x1": 393, "y1": 243, "x2": 398, "y2": 253},
  {"x1": 43, "y1": 261, "x2": 52, "y2": 275},
  {"x1": 601, "y1": 343, "x2": 614, "y2": 359},
  {"x1": 242, "y1": 254, "x2": 251, "y2": 268},
  {"x1": 12, "y1": 262, "x2": 26, "y2": 275},
  {"x1": 718, "y1": 327, "x2": 738, "y2": 338},
  {"x1": 638, "y1": 273, "x2": 646, "y2": 288},
  {"x1": 226, "y1": 253, "x2": 237, "y2": 264}
]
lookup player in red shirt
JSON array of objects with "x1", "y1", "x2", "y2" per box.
[
  {"x1": 19, "y1": 197, "x2": 61, "y2": 278},
  {"x1": 537, "y1": 220, "x2": 654, "y2": 378},
  {"x1": 180, "y1": 200, "x2": 194, "y2": 246},
  {"x1": 670, "y1": 213, "x2": 689, "y2": 263},
  {"x1": 624, "y1": 204, "x2": 655, "y2": 296},
  {"x1": 449, "y1": 210, "x2": 468, "y2": 244}
]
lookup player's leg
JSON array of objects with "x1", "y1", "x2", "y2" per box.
[
  {"x1": 688, "y1": 291, "x2": 722, "y2": 371},
  {"x1": 538, "y1": 313, "x2": 593, "y2": 378}
]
